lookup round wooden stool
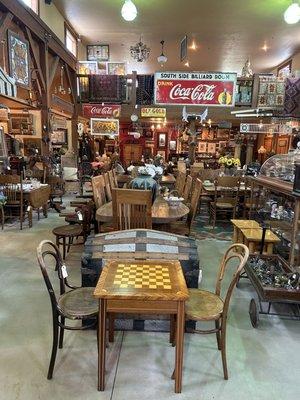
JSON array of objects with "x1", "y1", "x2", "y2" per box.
[{"x1": 52, "y1": 224, "x2": 83, "y2": 260}]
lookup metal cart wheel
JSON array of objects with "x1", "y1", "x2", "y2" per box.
[{"x1": 249, "y1": 298, "x2": 259, "y2": 328}]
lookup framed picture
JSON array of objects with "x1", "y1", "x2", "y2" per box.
[
  {"x1": 277, "y1": 60, "x2": 292, "y2": 78},
  {"x1": 219, "y1": 141, "x2": 227, "y2": 151},
  {"x1": 169, "y1": 140, "x2": 177, "y2": 151},
  {"x1": 97, "y1": 62, "x2": 107, "y2": 75},
  {"x1": 23, "y1": 138, "x2": 42, "y2": 156},
  {"x1": 207, "y1": 142, "x2": 216, "y2": 153},
  {"x1": 158, "y1": 132, "x2": 167, "y2": 148},
  {"x1": 51, "y1": 129, "x2": 68, "y2": 145},
  {"x1": 198, "y1": 141, "x2": 207, "y2": 153},
  {"x1": 0, "y1": 126, "x2": 8, "y2": 160},
  {"x1": 106, "y1": 62, "x2": 126, "y2": 76},
  {"x1": 180, "y1": 35, "x2": 187, "y2": 62},
  {"x1": 90, "y1": 118, "x2": 119, "y2": 136},
  {"x1": 78, "y1": 61, "x2": 98, "y2": 75},
  {"x1": 7, "y1": 30, "x2": 30, "y2": 88},
  {"x1": 157, "y1": 150, "x2": 166, "y2": 160},
  {"x1": 10, "y1": 114, "x2": 34, "y2": 135},
  {"x1": 87, "y1": 44, "x2": 109, "y2": 61}
]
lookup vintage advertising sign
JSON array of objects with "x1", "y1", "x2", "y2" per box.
[
  {"x1": 154, "y1": 72, "x2": 237, "y2": 107},
  {"x1": 90, "y1": 118, "x2": 119, "y2": 136},
  {"x1": 141, "y1": 107, "x2": 166, "y2": 118},
  {"x1": 82, "y1": 104, "x2": 121, "y2": 118}
]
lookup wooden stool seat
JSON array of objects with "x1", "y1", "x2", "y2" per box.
[
  {"x1": 185, "y1": 289, "x2": 224, "y2": 321},
  {"x1": 240, "y1": 228, "x2": 280, "y2": 255},
  {"x1": 57, "y1": 287, "x2": 98, "y2": 319},
  {"x1": 53, "y1": 224, "x2": 82, "y2": 237},
  {"x1": 231, "y1": 219, "x2": 260, "y2": 242}
]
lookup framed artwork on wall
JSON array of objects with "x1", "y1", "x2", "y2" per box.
[
  {"x1": 7, "y1": 30, "x2": 30, "y2": 88},
  {"x1": 158, "y1": 132, "x2": 167, "y2": 148},
  {"x1": 51, "y1": 129, "x2": 68, "y2": 145},
  {"x1": 180, "y1": 35, "x2": 187, "y2": 62},
  {"x1": 198, "y1": 141, "x2": 207, "y2": 153},
  {"x1": 106, "y1": 62, "x2": 126, "y2": 76},
  {"x1": 157, "y1": 150, "x2": 166, "y2": 160},
  {"x1": 87, "y1": 45, "x2": 109, "y2": 61},
  {"x1": 169, "y1": 140, "x2": 176, "y2": 151},
  {"x1": 78, "y1": 61, "x2": 98, "y2": 75},
  {"x1": 90, "y1": 118, "x2": 119, "y2": 136},
  {"x1": 207, "y1": 142, "x2": 216, "y2": 153}
]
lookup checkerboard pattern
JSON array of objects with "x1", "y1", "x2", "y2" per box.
[{"x1": 113, "y1": 263, "x2": 172, "y2": 290}]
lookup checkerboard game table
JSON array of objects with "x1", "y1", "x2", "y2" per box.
[{"x1": 94, "y1": 259, "x2": 189, "y2": 393}]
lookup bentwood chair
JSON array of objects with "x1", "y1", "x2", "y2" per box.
[
  {"x1": 112, "y1": 188, "x2": 152, "y2": 230},
  {"x1": 171, "y1": 243, "x2": 249, "y2": 380},
  {"x1": 166, "y1": 178, "x2": 202, "y2": 236},
  {"x1": 37, "y1": 240, "x2": 98, "y2": 379},
  {"x1": 52, "y1": 203, "x2": 93, "y2": 259}
]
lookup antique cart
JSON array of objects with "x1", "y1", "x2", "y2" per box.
[{"x1": 245, "y1": 254, "x2": 300, "y2": 327}]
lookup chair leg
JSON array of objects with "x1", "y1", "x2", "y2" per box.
[
  {"x1": 59, "y1": 316, "x2": 65, "y2": 349},
  {"x1": 220, "y1": 322, "x2": 228, "y2": 380},
  {"x1": 67, "y1": 236, "x2": 72, "y2": 253},
  {"x1": 108, "y1": 313, "x2": 115, "y2": 343},
  {"x1": 47, "y1": 313, "x2": 59, "y2": 380},
  {"x1": 62, "y1": 237, "x2": 66, "y2": 260},
  {"x1": 215, "y1": 320, "x2": 221, "y2": 350}
]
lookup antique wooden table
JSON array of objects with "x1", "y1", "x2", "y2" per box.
[
  {"x1": 203, "y1": 183, "x2": 250, "y2": 193},
  {"x1": 94, "y1": 259, "x2": 189, "y2": 393},
  {"x1": 117, "y1": 173, "x2": 176, "y2": 187},
  {"x1": 240, "y1": 228, "x2": 280, "y2": 255},
  {"x1": 231, "y1": 219, "x2": 260, "y2": 242},
  {"x1": 95, "y1": 195, "x2": 189, "y2": 225}
]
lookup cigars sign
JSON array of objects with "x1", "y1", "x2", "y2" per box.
[
  {"x1": 82, "y1": 104, "x2": 121, "y2": 118},
  {"x1": 154, "y1": 72, "x2": 237, "y2": 107}
]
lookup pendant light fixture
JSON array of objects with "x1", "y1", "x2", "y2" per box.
[
  {"x1": 157, "y1": 40, "x2": 167, "y2": 66},
  {"x1": 130, "y1": 36, "x2": 150, "y2": 62},
  {"x1": 284, "y1": 1, "x2": 300, "y2": 24},
  {"x1": 121, "y1": 0, "x2": 137, "y2": 21}
]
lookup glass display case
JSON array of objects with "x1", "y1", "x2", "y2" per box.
[{"x1": 259, "y1": 151, "x2": 300, "y2": 183}]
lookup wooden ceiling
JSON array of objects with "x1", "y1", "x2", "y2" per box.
[{"x1": 54, "y1": 0, "x2": 300, "y2": 74}]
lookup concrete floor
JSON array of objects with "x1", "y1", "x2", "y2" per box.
[{"x1": 0, "y1": 208, "x2": 299, "y2": 400}]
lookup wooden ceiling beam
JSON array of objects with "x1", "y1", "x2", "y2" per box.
[
  {"x1": 0, "y1": 11, "x2": 13, "y2": 42},
  {"x1": 24, "y1": 26, "x2": 46, "y2": 91},
  {"x1": 0, "y1": 0, "x2": 76, "y2": 70},
  {"x1": 48, "y1": 56, "x2": 60, "y2": 87}
]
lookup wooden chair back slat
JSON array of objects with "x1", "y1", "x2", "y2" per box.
[
  {"x1": 175, "y1": 172, "x2": 186, "y2": 196},
  {"x1": 91, "y1": 175, "x2": 106, "y2": 209},
  {"x1": 104, "y1": 172, "x2": 112, "y2": 201},
  {"x1": 112, "y1": 188, "x2": 152, "y2": 231},
  {"x1": 183, "y1": 175, "x2": 193, "y2": 203}
]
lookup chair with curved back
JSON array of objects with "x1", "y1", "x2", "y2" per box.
[
  {"x1": 175, "y1": 172, "x2": 186, "y2": 197},
  {"x1": 36, "y1": 240, "x2": 98, "y2": 379},
  {"x1": 171, "y1": 243, "x2": 249, "y2": 380},
  {"x1": 182, "y1": 175, "x2": 193, "y2": 204}
]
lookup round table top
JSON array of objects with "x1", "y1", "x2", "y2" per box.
[{"x1": 96, "y1": 196, "x2": 189, "y2": 224}]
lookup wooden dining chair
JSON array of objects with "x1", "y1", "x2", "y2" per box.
[
  {"x1": 108, "y1": 169, "x2": 118, "y2": 190},
  {"x1": 171, "y1": 243, "x2": 249, "y2": 380},
  {"x1": 209, "y1": 176, "x2": 240, "y2": 229},
  {"x1": 103, "y1": 172, "x2": 112, "y2": 201},
  {"x1": 0, "y1": 174, "x2": 32, "y2": 229},
  {"x1": 182, "y1": 175, "x2": 193, "y2": 203},
  {"x1": 36, "y1": 240, "x2": 99, "y2": 379},
  {"x1": 166, "y1": 178, "x2": 202, "y2": 236},
  {"x1": 112, "y1": 188, "x2": 152, "y2": 230},
  {"x1": 91, "y1": 175, "x2": 106, "y2": 209},
  {"x1": 175, "y1": 172, "x2": 186, "y2": 197},
  {"x1": 46, "y1": 175, "x2": 65, "y2": 206}
]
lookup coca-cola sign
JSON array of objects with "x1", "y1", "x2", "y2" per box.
[
  {"x1": 154, "y1": 72, "x2": 237, "y2": 107},
  {"x1": 82, "y1": 104, "x2": 121, "y2": 118}
]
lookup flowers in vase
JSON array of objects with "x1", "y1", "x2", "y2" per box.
[{"x1": 218, "y1": 156, "x2": 241, "y2": 168}]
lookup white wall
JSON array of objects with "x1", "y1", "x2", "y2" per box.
[{"x1": 39, "y1": 1, "x2": 66, "y2": 43}]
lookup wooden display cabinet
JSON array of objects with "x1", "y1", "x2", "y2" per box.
[{"x1": 250, "y1": 176, "x2": 300, "y2": 268}]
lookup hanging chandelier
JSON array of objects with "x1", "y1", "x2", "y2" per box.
[
  {"x1": 157, "y1": 40, "x2": 167, "y2": 66},
  {"x1": 130, "y1": 37, "x2": 150, "y2": 62}
]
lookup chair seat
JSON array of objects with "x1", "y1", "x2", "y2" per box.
[
  {"x1": 216, "y1": 201, "x2": 235, "y2": 209},
  {"x1": 51, "y1": 190, "x2": 64, "y2": 197},
  {"x1": 57, "y1": 287, "x2": 98, "y2": 320},
  {"x1": 52, "y1": 224, "x2": 83, "y2": 237},
  {"x1": 185, "y1": 288, "x2": 224, "y2": 321},
  {"x1": 166, "y1": 221, "x2": 189, "y2": 236}
]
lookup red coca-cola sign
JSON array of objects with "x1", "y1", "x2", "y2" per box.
[
  {"x1": 154, "y1": 72, "x2": 237, "y2": 107},
  {"x1": 82, "y1": 104, "x2": 121, "y2": 118}
]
